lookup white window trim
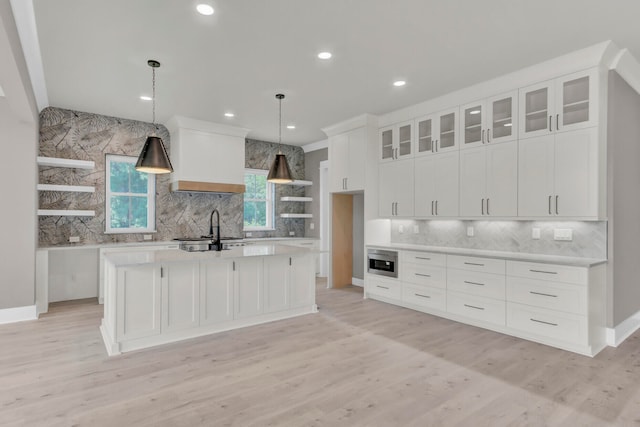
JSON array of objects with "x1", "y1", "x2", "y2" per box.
[
  {"x1": 244, "y1": 168, "x2": 275, "y2": 231},
  {"x1": 105, "y1": 154, "x2": 156, "y2": 234}
]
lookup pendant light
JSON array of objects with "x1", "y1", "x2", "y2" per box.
[
  {"x1": 267, "y1": 93, "x2": 293, "y2": 183},
  {"x1": 135, "y1": 60, "x2": 173, "y2": 174}
]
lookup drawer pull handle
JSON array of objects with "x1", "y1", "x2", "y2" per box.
[
  {"x1": 529, "y1": 269, "x2": 557, "y2": 275},
  {"x1": 529, "y1": 291, "x2": 558, "y2": 298},
  {"x1": 464, "y1": 280, "x2": 485, "y2": 286},
  {"x1": 415, "y1": 293, "x2": 431, "y2": 299},
  {"x1": 376, "y1": 285, "x2": 389, "y2": 289},
  {"x1": 415, "y1": 273, "x2": 431, "y2": 277},
  {"x1": 530, "y1": 318, "x2": 558, "y2": 327},
  {"x1": 464, "y1": 262, "x2": 485, "y2": 266},
  {"x1": 415, "y1": 257, "x2": 431, "y2": 260},
  {"x1": 464, "y1": 304, "x2": 485, "y2": 311}
]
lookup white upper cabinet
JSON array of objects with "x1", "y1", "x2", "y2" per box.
[
  {"x1": 414, "y1": 151, "x2": 459, "y2": 217},
  {"x1": 460, "y1": 140, "x2": 518, "y2": 217},
  {"x1": 519, "y1": 69, "x2": 598, "y2": 140},
  {"x1": 519, "y1": 127, "x2": 599, "y2": 218},
  {"x1": 329, "y1": 127, "x2": 365, "y2": 193},
  {"x1": 461, "y1": 91, "x2": 517, "y2": 150},
  {"x1": 415, "y1": 108, "x2": 459, "y2": 157},
  {"x1": 379, "y1": 158, "x2": 414, "y2": 217},
  {"x1": 379, "y1": 121, "x2": 414, "y2": 162}
]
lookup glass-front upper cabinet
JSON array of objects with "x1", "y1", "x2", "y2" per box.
[
  {"x1": 519, "y1": 68, "x2": 598, "y2": 139},
  {"x1": 461, "y1": 91, "x2": 517, "y2": 149},
  {"x1": 379, "y1": 121, "x2": 413, "y2": 162},
  {"x1": 414, "y1": 108, "x2": 458, "y2": 157}
]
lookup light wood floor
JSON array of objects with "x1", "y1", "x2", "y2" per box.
[{"x1": 2, "y1": 281, "x2": 640, "y2": 426}]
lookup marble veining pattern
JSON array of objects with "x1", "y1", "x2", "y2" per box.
[
  {"x1": 390, "y1": 219, "x2": 607, "y2": 259},
  {"x1": 38, "y1": 108, "x2": 305, "y2": 246}
]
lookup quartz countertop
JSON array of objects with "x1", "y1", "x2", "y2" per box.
[
  {"x1": 367, "y1": 243, "x2": 606, "y2": 267},
  {"x1": 243, "y1": 237, "x2": 319, "y2": 242},
  {"x1": 104, "y1": 244, "x2": 320, "y2": 267}
]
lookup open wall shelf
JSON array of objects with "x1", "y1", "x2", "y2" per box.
[
  {"x1": 37, "y1": 184, "x2": 95, "y2": 193},
  {"x1": 280, "y1": 196, "x2": 313, "y2": 202},
  {"x1": 37, "y1": 156, "x2": 95, "y2": 169},
  {"x1": 280, "y1": 213, "x2": 313, "y2": 218},
  {"x1": 38, "y1": 209, "x2": 96, "y2": 217}
]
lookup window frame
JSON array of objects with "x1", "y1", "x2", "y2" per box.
[
  {"x1": 105, "y1": 154, "x2": 156, "y2": 234},
  {"x1": 243, "y1": 168, "x2": 275, "y2": 231}
]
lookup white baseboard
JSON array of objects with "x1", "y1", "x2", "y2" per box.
[
  {"x1": 0, "y1": 305, "x2": 37, "y2": 325},
  {"x1": 606, "y1": 309, "x2": 640, "y2": 347},
  {"x1": 352, "y1": 277, "x2": 364, "y2": 287}
]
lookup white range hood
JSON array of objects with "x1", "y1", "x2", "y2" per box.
[{"x1": 165, "y1": 116, "x2": 249, "y2": 193}]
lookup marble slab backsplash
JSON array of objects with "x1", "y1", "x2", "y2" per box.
[
  {"x1": 390, "y1": 220, "x2": 607, "y2": 259},
  {"x1": 38, "y1": 107, "x2": 305, "y2": 246}
]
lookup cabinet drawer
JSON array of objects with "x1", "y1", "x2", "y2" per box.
[
  {"x1": 366, "y1": 277, "x2": 401, "y2": 300},
  {"x1": 403, "y1": 284, "x2": 446, "y2": 311},
  {"x1": 403, "y1": 251, "x2": 446, "y2": 267},
  {"x1": 447, "y1": 255, "x2": 505, "y2": 275},
  {"x1": 506, "y1": 261, "x2": 587, "y2": 285},
  {"x1": 447, "y1": 269, "x2": 505, "y2": 300},
  {"x1": 507, "y1": 302, "x2": 587, "y2": 346},
  {"x1": 402, "y1": 264, "x2": 446, "y2": 288},
  {"x1": 447, "y1": 291, "x2": 505, "y2": 326},
  {"x1": 506, "y1": 277, "x2": 587, "y2": 314}
]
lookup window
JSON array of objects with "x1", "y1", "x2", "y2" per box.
[
  {"x1": 105, "y1": 154, "x2": 156, "y2": 233},
  {"x1": 244, "y1": 169, "x2": 275, "y2": 230}
]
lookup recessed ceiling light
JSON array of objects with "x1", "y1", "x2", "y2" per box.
[
  {"x1": 140, "y1": 95, "x2": 152, "y2": 101},
  {"x1": 224, "y1": 112, "x2": 235, "y2": 118},
  {"x1": 317, "y1": 52, "x2": 332, "y2": 60},
  {"x1": 393, "y1": 80, "x2": 406, "y2": 87},
  {"x1": 196, "y1": 4, "x2": 214, "y2": 15},
  {"x1": 287, "y1": 125, "x2": 296, "y2": 130},
  {"x1": 469, "y1": 110, "x2": 480, "y2": 115}
]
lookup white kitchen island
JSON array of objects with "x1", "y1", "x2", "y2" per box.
[{"x1": 100, "y1": 244, "x2": 318, "y2": 355}]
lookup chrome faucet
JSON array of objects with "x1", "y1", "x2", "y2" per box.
[{"x1": 206, "y1": 208, "x2": 222, "y2": 251}]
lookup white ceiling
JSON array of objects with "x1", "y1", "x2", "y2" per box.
[{"x1": 23, "y1": 0, "x2": 640, "y2": 145}]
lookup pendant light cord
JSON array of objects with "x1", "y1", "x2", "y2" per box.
[
  {"x1": 278, "y1": 95, "x2": 282, "y2": 153},
  {"x1": 152, "y1": 65, "x2": 156, "y2": 126}
]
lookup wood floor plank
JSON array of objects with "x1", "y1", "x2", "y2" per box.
[{"x1": 2, "y1": 279, "x2": 640, "y2": 426}]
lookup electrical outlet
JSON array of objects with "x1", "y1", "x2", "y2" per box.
[
  {"x1": 466, "y1": 226, "x2": 474, "y2": 237},
  {"x1": 143, "y1": 234, "x2": 153, "y2": 241},
  {"x1": 399, "y1": 225, "x2": 404, "y2": 234},
  {"x1": 532, "y1": 228, "x2": 541, "y2": 239},
  {"x1": 554, "y1": 228, "x2": 573, "y2": 241},
  {"x1": 310, "y1": 223, "x2": 315, "y2": 230},
  {"x1": 69, "y1": 236, "x2": 80, "y2": 243},
  {"x1": 413, "y1": 225, "x2": 419, "y2": 234},
  {"x1": 289, "y1": 231, "x2": 295, "y2": 236}
]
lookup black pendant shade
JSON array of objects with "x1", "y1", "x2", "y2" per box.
[
  {"x1": 267, "y1": 152, "x2": 293, "y2": 183},
  {"x1": 135, "y1": 59, "x2": 173, "y2": 174},
  {"x1": 267, "y1": 93, "x2": 294, "y2": 183},
  {"x1": 135, "y1": 135, "x2": 173, "y2": 174}
]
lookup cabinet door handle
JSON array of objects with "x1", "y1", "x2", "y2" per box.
[
  {"x1": 529, "y1": 291, "x2": 558, "y2": 298},
  {"x1": 482, "y1": 129, "x2": 485, "y2": 144},
  {"x1": 556, "y1": 195, "x2": 559, "y2": 215},
  {"x1": 486, "y1": 198, "x2": 490, "y2": 215},
  {"x1": 233, "y1": 261, "x2": 236, "y2": 271},
  {"x1": 415, "y1": 273, "x2": 431, "y2": 277},
  {"x1": 377, "y1": 285, "x2": 389, "y2": 290},
  {"x1": 481, "y1": 198, "x2": 485, "y2": 215},
  {"x1": 415, "y1": 257, "x2": 431, "y2": 260},
  {"x1": 530, "y1": 318, "x2": 558, "y2": 327},
  {"x1": 435, "y1": 140, "x2": 438, "y2": 152},
  {"x1": 464, "y1": 280, "x2": 485, "y2": 286},
  {"x1": 464, "y1": 262, "x2": 485, "y2": 266},
  {"x1": 431, "y1": 200, "x2": 434, "y2": 215},
  {"x1": 289, "y1": 257, "x2": 292, "y2": 266},
  {"x1": 549, "y1": 115, "x2": 552, "y2": 132},
  {"x1": 435, "y1": 200, "x2": 438, "y2": 215},
  {"x1": 548, "y1": 195, "x2": 552, "y2": 215},
  {"x1": 464, "y1": 304, "x2": 485, "y2": 311},
  {"x1": 529, "y1": 269, "x2": 558, "y2": 275},
  {"x1": 487, "y1": 128, "x2": 491, "y2": 143},
  {"x1": 160, "y1": 267, "x2": 164, "y2": 278},
  {"x1": 415, "y1": 293, "x2": 431, "y2": 299},
  {"x1": 556, "y1": 114, "x2": 560, "y2": 131}
]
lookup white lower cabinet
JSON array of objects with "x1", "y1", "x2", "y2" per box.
[
  {"x1": 116, "y1": 265, "x2": 162, "y2": 342},
  {"x1": 365, "y1": 249, "x2": 606, "y2": 356},
  {"x1": 162, "y1": 261, "x2": 200, "y2": 333},
  {"x1": 234, "y1": 257, "x2": 264, "y2": 319},
  {"x1": 290, "y1": 255, "x2": 315, "y2": 308},
  {"x1": 200, "y1": 260, "x2": 233, "y2": 325},
  {"x1": 264, "y1": 255, "x2": 290, "y2": 313}
]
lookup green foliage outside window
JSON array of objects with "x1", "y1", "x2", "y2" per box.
[{"x1": 244, "y1": 171, "x2": 273, "y2": 229}]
